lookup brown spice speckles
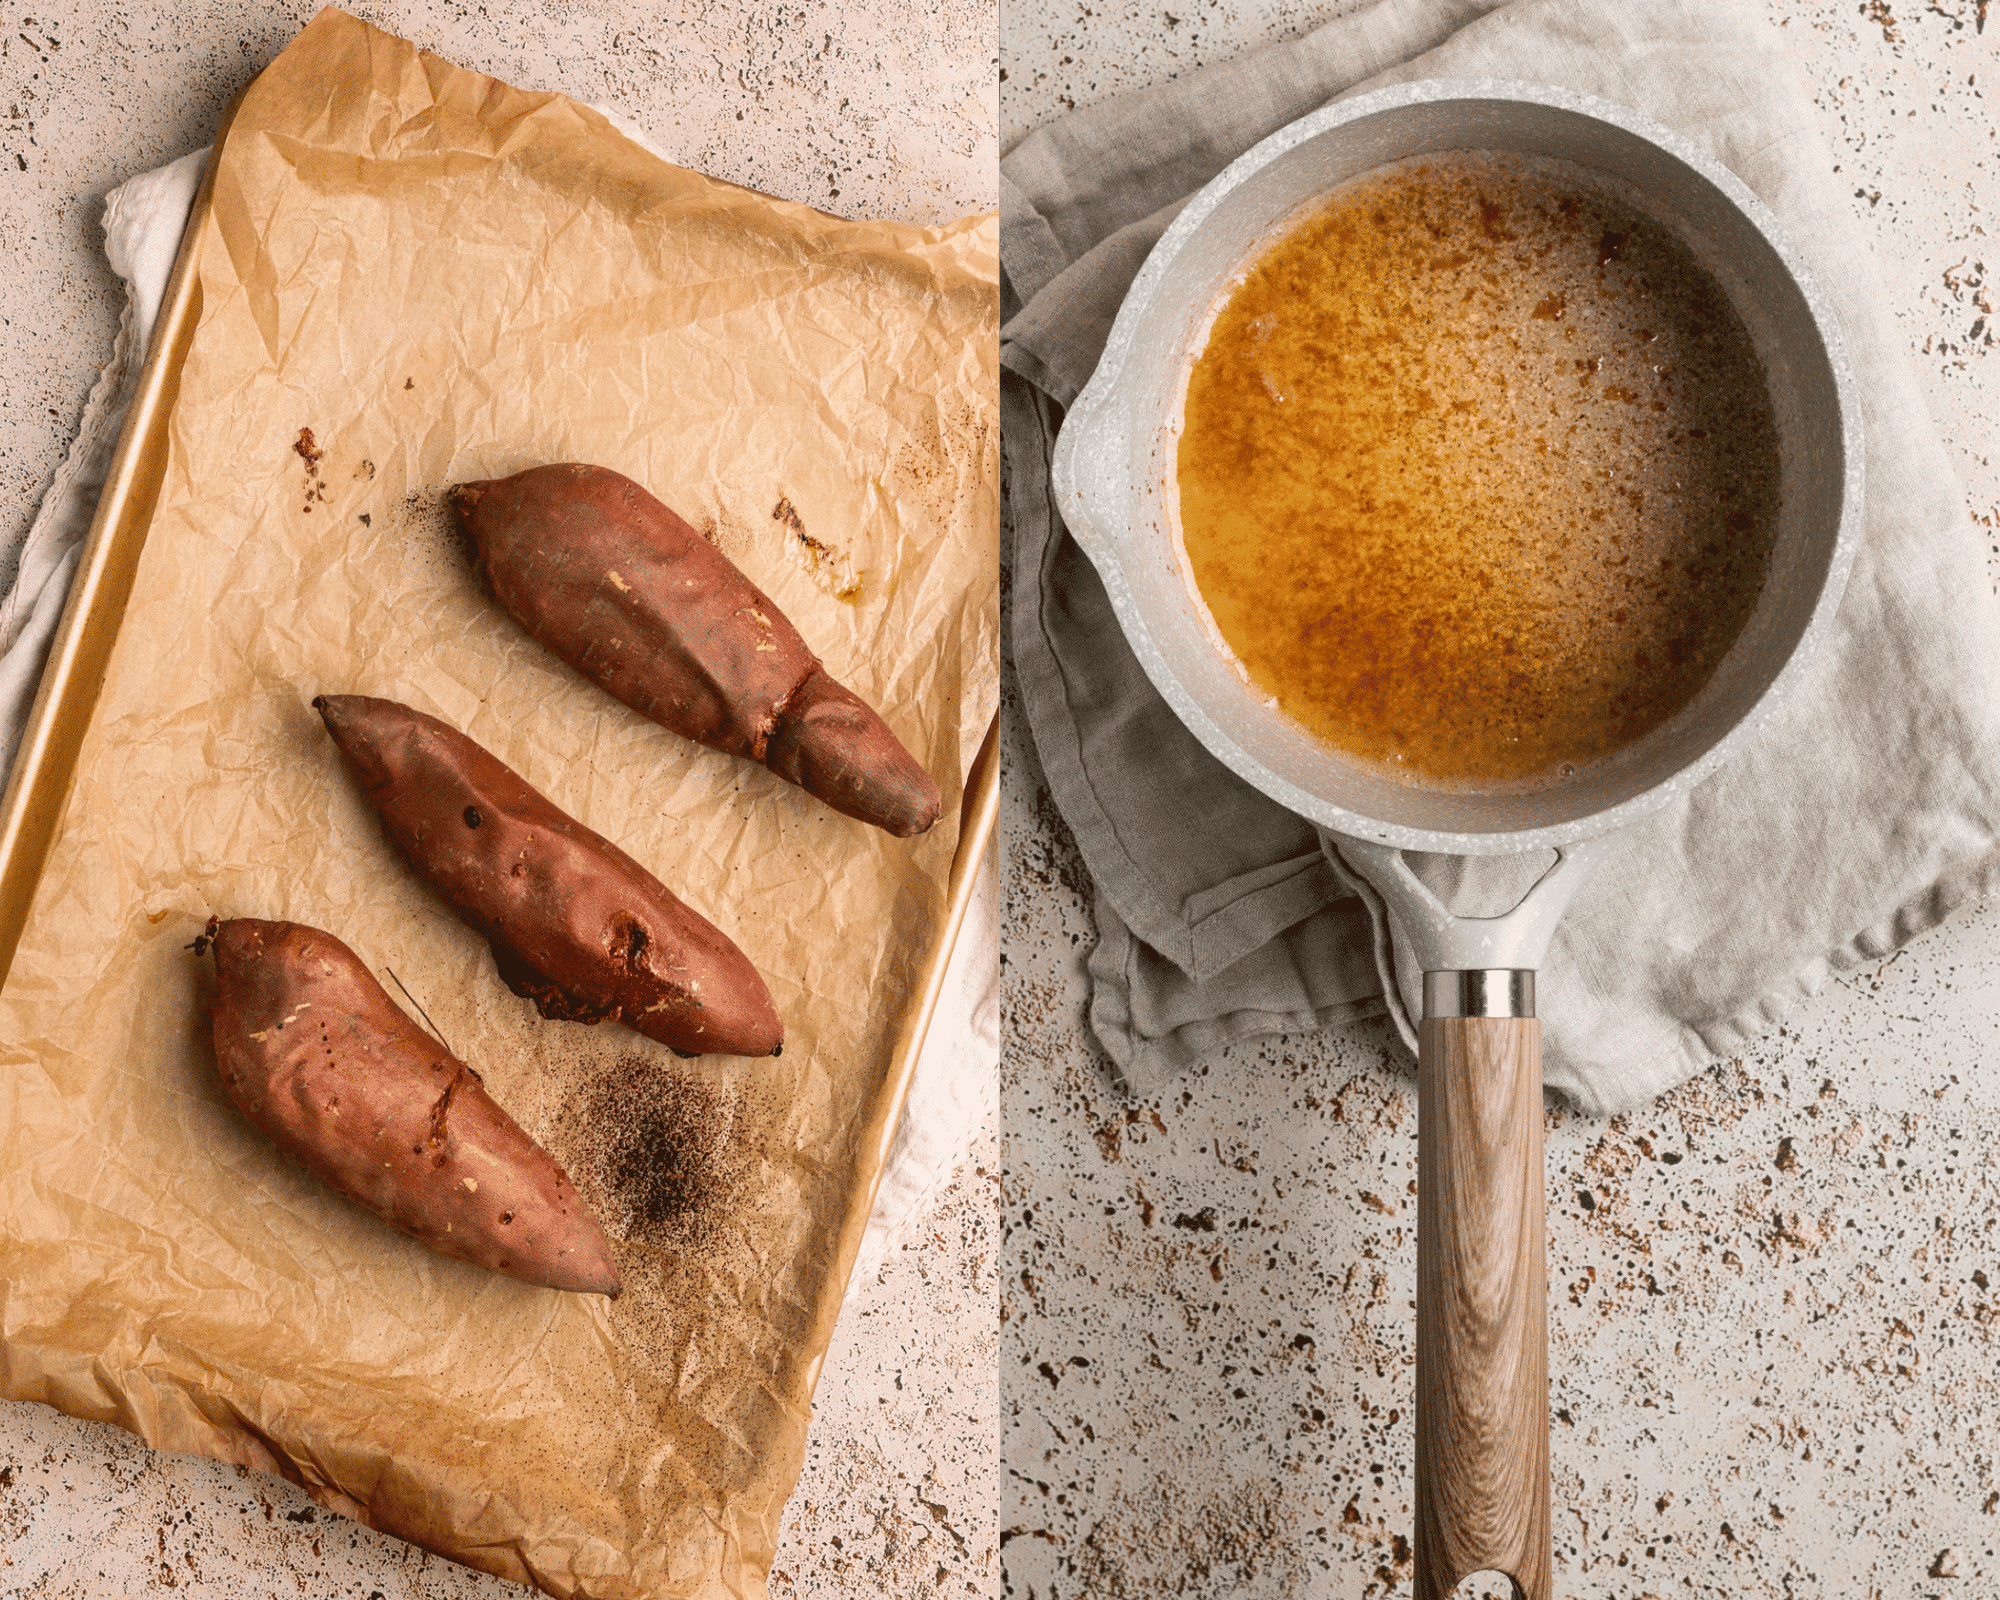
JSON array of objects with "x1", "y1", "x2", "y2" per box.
[
  {"x1": 1047, "y1": 1478, "x2": 1303, "y2": 1599},
  {"x1": 549, "y1": 1053, "x2": 745, "y2": 1247},
  {"x1": 522, "y1": 1041, "x2": 802, "y2": 1490},
  {"x1": 1008, "y1": 689, "x2": 2000, "y2": 1589},
  {"x1": 377, "y1": 486, "x2": 467, "y2": 586}
]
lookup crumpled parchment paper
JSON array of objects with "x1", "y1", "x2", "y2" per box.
[{"x1": 0, "y1": 10, "x2": 997, "y2": 1597}]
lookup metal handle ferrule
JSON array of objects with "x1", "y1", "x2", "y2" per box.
[{"x1": 1423, "y1": 969, "x2": 1536, "y2": 1020}]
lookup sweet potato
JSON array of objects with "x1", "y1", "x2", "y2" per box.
[
  {"x1": 204, "y1": 917, "x2": 619, "y2": 1296},
  {"x1": 447, "y1": 463, "x2": 942, "y2": 837},
  {"x1": 316, "y1": 693, "x2": 782, "y2": 1059}
]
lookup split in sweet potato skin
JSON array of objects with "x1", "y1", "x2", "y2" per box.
[
  {"x1": 447, "y1": 463, "x2": 942, "y2": 837},
  {"x1": 205, "y1": 917, "x2": 620, "y2": 1297},
  {"x1": 315, "y1": 693, "x2": 782, "y2": 1059}
]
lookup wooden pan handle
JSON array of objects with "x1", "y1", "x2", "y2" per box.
[{"x1": 1415, "y1": 1015, "x2": 1552, "y2": 1600}]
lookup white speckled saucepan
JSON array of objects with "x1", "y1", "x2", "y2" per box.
[{"x1": 1050, "y1": 79, "x2": 1862, "y2": 1600}]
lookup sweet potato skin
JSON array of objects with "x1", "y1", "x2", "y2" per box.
[
  {"x1": 448, "y1": 463, "x2": 942, "y2": 837},
  {"x1": 208, "y1": 918, "x2": 619, "y2": 1296},
  {"x1": 316, "y1": 693, "x2": 782, "y2": 1059},
  {"x1": 763, "y1": 666, "x2": 943, "y2": 842}
]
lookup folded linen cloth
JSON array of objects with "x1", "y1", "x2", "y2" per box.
[
  {"x1": 1002, "y1": 0, "x2": 2000, "y2": 1114},
  {"x1": 0, "y1": 148, "x2": 993, "y2": 1282}
]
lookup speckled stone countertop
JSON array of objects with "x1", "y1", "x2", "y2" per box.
[
  {"x1": 0, "y1": 3, "x2": 996, "y2": 1597},
  {"x1": 1001, "y1": 2, "x2": 2000, "y2": 1596}
]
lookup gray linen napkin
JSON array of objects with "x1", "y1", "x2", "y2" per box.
[{"x1": 1002, "y1": 0, "x2": 2000, "y2": 1113}]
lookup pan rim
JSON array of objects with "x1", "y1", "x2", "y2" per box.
[{"x1": 1051, "y1": 75, "x2": 1865, "y2": 857}]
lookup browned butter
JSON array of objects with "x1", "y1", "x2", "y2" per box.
[{"x1": 1175, "y1": 151, "x2": 1782, "y2": 789}]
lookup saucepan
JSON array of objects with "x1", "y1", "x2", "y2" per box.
[{"x1": 1050, "y1": 79, "x2": 1860, "y2": 1600}]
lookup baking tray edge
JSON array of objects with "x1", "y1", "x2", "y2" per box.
[
  {"x1": 0, "y1": 107, "x2": 1000, "y2": 1339},
  {"x1": 0, "y1": 130, "x2": 229, "y2": 986}
]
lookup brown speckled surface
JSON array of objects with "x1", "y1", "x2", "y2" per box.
[
  {"x1": 1001, "y1": 2, "x2": 2000, "y2": 1596},
  {"x1": 0, "y1": 1134, "x2": 997, "y2": 1597},
  {"x1": 0, "y1": 2, "x2": 996, "y2": 1596}
]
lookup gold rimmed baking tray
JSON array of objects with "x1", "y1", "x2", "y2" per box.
[{"x1": 0, "y1": 12, "x2": 998, "y2": 1597}]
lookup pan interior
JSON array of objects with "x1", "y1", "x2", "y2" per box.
[{"x1": 1086, "y1": 93, "x2": 1848, "y2": 847}]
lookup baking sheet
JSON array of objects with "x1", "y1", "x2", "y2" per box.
[{"x1": 0, "y1": 10, "x2": 998, "y2": 1598}]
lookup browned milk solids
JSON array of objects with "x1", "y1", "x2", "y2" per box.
[{"x1": 1176, "y1": 151, "x2": 1782, "y2": 788}]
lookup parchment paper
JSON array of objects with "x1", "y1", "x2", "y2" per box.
[{"x1": 0, "y1": 10, "x2": 997, "y2": 1597}]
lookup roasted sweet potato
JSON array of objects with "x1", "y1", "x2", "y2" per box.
[
  {"x1": 205, "y1": 917, "x2": 619, "y2": 1296},
  {"x1": 447, "y1": 463, "x2": 942, "y2": 837},
  {"x1": 316, "y1": 693, "x2": 782, "y2": 1058}
]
